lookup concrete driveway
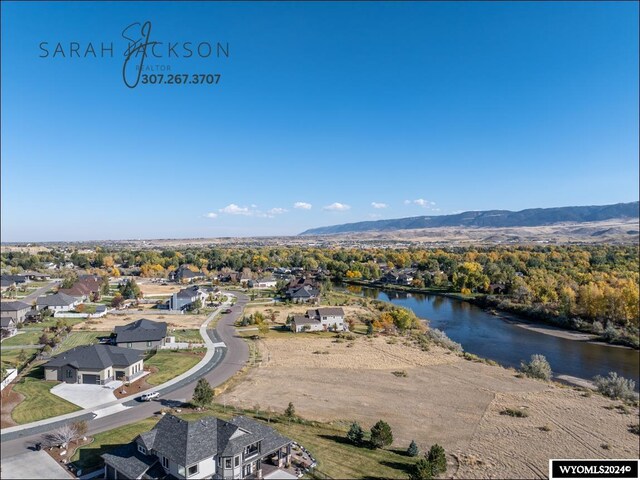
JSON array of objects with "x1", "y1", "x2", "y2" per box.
[
  {"x1": 50, "y1": 383, "x2": 119, "y2": 409},
  {"x1": 1, "y1": 450, "x2": 72, "y2": 479}
]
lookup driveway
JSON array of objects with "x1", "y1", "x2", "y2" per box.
[
  {"x1": 0, "y1": 450, "x2": 72, "y2": 479},
  {"x1": 50, "y1": 383, "x2": 119, "y2": 409}
]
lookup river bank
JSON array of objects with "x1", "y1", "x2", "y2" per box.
[{"x1": 339, "y1": 278, "x2": 638, "y2": 350}]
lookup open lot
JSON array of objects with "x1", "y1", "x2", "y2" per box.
[
  {"x1": 138, "y1": 282, "x2": 183, "y2": 297},
  {"x1": 218, "y1": 335, "x2": 640, "y2": 479},
  {"x1": 74, "y1": 313, "x2": 207, "y2": 331}
]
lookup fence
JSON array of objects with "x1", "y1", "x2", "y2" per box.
[
  {"x1": 0, "y1": 368, "x2": 18, "y2": 391},
  {"x1": 54, "y1": 309, "x2": 109, "y2": 319}
]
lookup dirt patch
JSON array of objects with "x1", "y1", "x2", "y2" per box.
[
  {"x1": 1, "y1": 384, "x2": 24, "y2": 428},
  {"x1": 74, "y1": 313, "x2": 206, "y2": 331},
  {"x1": 218, "y1": 335, "x2": 640, "y2": 479},
  {"x1": 46, "y1": 436, "x2": 93, "y2": 465},
  {"x1": 138, "y1": 282, "x2": 183, "y2": 297},
  {"x1": 243, "y1": 303, "x2": 371, "y2": 325}
]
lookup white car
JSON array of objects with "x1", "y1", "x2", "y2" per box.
[{"x1": 139, "y1": 391, "x2": 160, "y2": 402}]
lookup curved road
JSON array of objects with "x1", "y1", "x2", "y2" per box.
[{"x1": 0, "y1": 292, "x2": 249, "y2": 459}]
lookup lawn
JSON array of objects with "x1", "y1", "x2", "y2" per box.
[
  {"x1": 0, "y1": 348, "x2": 39, "y2": 369},
  {"x1": 71, "y1": 418, "x2": 159, "y2": 470},
  {"x1": 144, "y1": 350, "x2": 202, "y2": 385},
  {"x1": 1, "y1": 330, "x2": 44, "y2": 347},
  {"x1": 171, "y1": 329, "x2": 203, "y2": 343},
  {"x1": 71, "y1": 406, "x2": 416, "y2": 478},
  {"x1": 11, "y1": 367, "x2": 81, "y2": 424},
  {"x1": 55, "y1": 331, "x2": 110, "y2": 354}
]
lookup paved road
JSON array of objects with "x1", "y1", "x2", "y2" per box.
[
  {"x1": 0, "y1": 292, "x2": 249, "y2": 459},
  {"x1": 11, "y1": 279, "x2": 61, "y2": 303}
]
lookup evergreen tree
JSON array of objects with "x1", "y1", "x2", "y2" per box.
[
  {"x1": 347, "y1": 422, "x2": 364, "y2": 446},
  {"x1": 192, "y1": 378, "x2": 214, "y2": 406},
  {"x1": 370, "y1": 420, "x2": 393, "y2": 448},
  {"x1": 409, "y1": 458, "x2": 433, "y2": 480},
  {"x1": 427, "y1": 444, "x2": 447, "y2": 475},
  {"x1": 285, "y1": 402, "x2": 295, "y2": 418},
  {"x1": 408, "y1": 440, "x2": 419, "y2": 457}
]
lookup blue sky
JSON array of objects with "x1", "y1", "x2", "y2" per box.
[{"x1": 1, "y1": 1, "x2": 638, "y2": 241}]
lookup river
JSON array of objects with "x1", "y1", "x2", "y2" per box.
[{"x1": 339, "y1": 284, "x2": 639, "y2": 386}]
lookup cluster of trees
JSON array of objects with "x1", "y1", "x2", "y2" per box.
[
  {"x1": 347, "y1": 420, "x2": 393, "y2": 449},
  {"x1": 3, "y1": 244, "x2": 637, "y2": 341}
]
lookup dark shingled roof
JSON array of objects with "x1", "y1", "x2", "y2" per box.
[
  {"x1": 114, "y1": 319, "x2": 167, "y2": 343},
  {"x1": 1, "y1": 317, "x2": 16, "y2": 328},
  {"x1": 45, "y1": 344, "x2": 142, "y2": 370},
  {"x1": 36, "y1": 292, "x2": 77, "y2": 307},
  {"x1": 0, "y1": 301, "x2": 31, "y2": 312},
  {"x1": 314, "y1": 307, "x2": 345, "y2": 317},
  {"x1": 137, "y1": 414, "x2": 292, "y2": 466},
  {"x1": 101, "y1": 443, "x2": 158, "y2": 479},
  {"x1": 176, "y1": 286, "x2": 203, "y2": 298}
]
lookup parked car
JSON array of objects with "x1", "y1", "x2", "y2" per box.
[
  {"x1": 222, "y1": 308, "x2": 232, "y2": 314},
  {"x1": 139, "y1": 391, "x2": 160, "y2": 402}
]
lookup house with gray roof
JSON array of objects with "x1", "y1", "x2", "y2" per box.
[
  {"x1": 291, "y1": 307, "x2": 346, "y2": 333},
  {"x1": 102, "y1": 414, "x2": 293, "y2": 479},
  {"x1": 168, "y1": 286, "x2": 207, "y2": 312},
  {"x1": 113, "y1": 319, "x2": 168, "y2": 350},
  {"x1": 0, "y1": 301, "x2": 32, "y2": 323},
  {"x1": 44, "y1": 344, "x2": 144, "y2": 385},
  {"x1": 170, "y1": 265, "x2": 206, "y2": 284},
  {"x1": 36, "y1": 292, "x2": 79, "y2": 313},
  {"x1": 1, "y1": 317, "x2": 17, "y2": 338}
]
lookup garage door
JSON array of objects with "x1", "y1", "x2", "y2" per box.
[{"x1": 82, "y1": 374, "x2": 99, "y2": 384}]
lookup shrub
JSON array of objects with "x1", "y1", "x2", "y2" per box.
[
  {"x1": 285, "y1": 402, "x2": 295, "y2": 418},
  {"x1": 427, "y1": 444, "x2": 447, "y2": 475},
  {"x1": 370, "y1": 420, "x2": 393, "y2": 449},
  {"x1": 539, "y1": 424, "x2": 552, "y2": 432},
  {"x1": 347, "y1": 422, "x2": 364, "y2": 446},
  {"x1": 520, "y1": 354, "x2": 552, "y2": 381},
  {"x1": 593, "y1": 372, "x2": 637, "y2": 401},
  {"x1": 425, "y1": 328, "x2": 462, "y2": 352},
  {"x1": 629, "y1": 424, "x2": 639, "y2": 435},
  {"x1": 500, "y1": 408, "x2": 529, "y2": 418},
  {"x1": 407, "y1": 440, "x2": 419, "y2": 457},
  {"x1": 391, "y1": 370, "x2": 407, "y2": 377}
]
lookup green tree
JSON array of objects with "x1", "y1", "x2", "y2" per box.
[
  {"x1": 426, "y1": 444, "x2": 447, "y2": 475},
  {"x1": 409, "y1": 458, "x2": 433, "y2": 480},
  {"x1": 192, "y1": 378, "x2": 214, "y2": 406},
  {"x1": 408, "y1": 440, "x2": 419, "y2": 457},
  {"x1": 347, "y1": 422, "x2": 364, "y2": 446},
  {"x1": 285, "y1": 402, "x2": 295, "y2": 418},
  {"x1": 370, "y1": 420, "x2": 393, "y2": 449},
  {"x1": 520, "y1": 354, "x2": 552, "y2": 381}
]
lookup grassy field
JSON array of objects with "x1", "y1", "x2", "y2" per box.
[
  {"x1": 11, "y1": 367, "x2": 80, "y2": 424},
  {"x1": 0, "y1": 348, "x2": 39, "y2": 369},
  {"x1": 171, "y1": 329, "x2": 203, "y2": 343},
  {"x1": 144, "y1": 350, "x2": 202, "y2": 385},
  {"x1": 71, "y1": 418, "x2": 159, "y2": 470},
  {"x1": 1, "y1": 331, "x2": 44, "y2": 346},
  {"x1": 55, "y1": 331, "x2": 110, "y2": 354}
]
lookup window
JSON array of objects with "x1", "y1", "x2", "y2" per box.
[
  {"x1": 162, "y1": 456, "x2": 169, "y2": 469},
  {"x1": 187, "y1": 464, "x2": 198, "y2": 476},
  {"x1": 127, "y1": 342, "x2": 132, "y2": 348},
  {"x1": 147, "y1": 341, "x2": 152, "y2": 347},
  {"x1": 66, "y1": 369, "x2": 72, "y2": 378},
  {"x1": 137, "y1": 445, "x2": 147, "y2": 455},
  {"x1": 234, "y1": 456, "x2": 240, "y2": 467},
  {"x1": 225, "y1": 458, "x2": 232, "y2": 469}
]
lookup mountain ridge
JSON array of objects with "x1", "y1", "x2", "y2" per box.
[{"x1": 299, "y1": 202, "x2": 640, "y2": 236}]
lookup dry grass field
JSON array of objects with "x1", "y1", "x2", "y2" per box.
[
  {"x1": 218, "y1": 335, "x2": 640, "y2": 479},
  {"x1": 74, "y1": 313, "x2": 207, "y2": 331}
]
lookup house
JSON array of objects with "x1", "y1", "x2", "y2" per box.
[
  {"x1": 44, "y1": 344, "x2": 144, "y2": 385},
  {"x1": 248, "y1": 278, "x2": 277, "y2": 289},
  {"x1": 0, "y1": 317, "x2": 18, "y2": 338},
  {"x1": 284, "y1": 277, "x2": 320, "y2": 303},
  {"x1": 0, "y1": 274, "x2": 29, "y2": 286},
  {"x1": 21, "y1": 271, "x2": 52, "y2": 281},
  {"x1": 102, "y1": 413, "x2": 293, "y2": 480},
  {"x1": 0, "y1": 278, "x2": 16, "y2": 293},
  {"x1": 58, "y1": 274, "x2": 102, "y2": 302},
  {"x1": 36, "y1": 292, "x2": 79, "y2": 313},
  {"x1": 170, "y1": 265, "x2": 206, "y2": 284},
  {"x1": 168, "y1": 286, "x2": 207, "y2": 311},
  {"x1": 291, "y1": 307, "x2": 346, "y2": 333},
  {"x1": 0, "y1": 301, "x2": 32, "y2": 324},
  {"x1": 113, "y1": 319, "x2": 168, "y2": 350},
  {"x1": 379, "y1": 269, "x2": 415, "y2": 286}
]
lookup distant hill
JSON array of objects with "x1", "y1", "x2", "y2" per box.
[{"x1": 299, "y1": 202, "x2": 640, "y2": 236}]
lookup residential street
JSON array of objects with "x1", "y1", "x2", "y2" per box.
[{"x1": 0, "y1": 291, "x2": 250, "y2": 460}]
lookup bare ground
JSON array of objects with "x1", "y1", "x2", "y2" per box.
[
  {"x1": 74, "y1": 313, "x2": 207, "y2": 331},
  {"x1": 218, "y1": 335, "x2": 640, "y2": 479},
  {"x1": 0, "y1": 384, "x2": 24, "y2": 429}
]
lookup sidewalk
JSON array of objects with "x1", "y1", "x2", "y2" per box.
[{"x1": 0, "y1": 298, "x2": 231, "y2": 436}]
